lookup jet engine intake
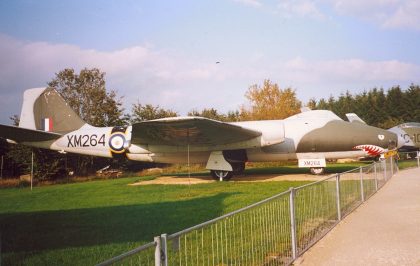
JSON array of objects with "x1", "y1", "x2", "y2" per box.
[{"x1": 109, "y1": 126, "x2": 130, "y2": 159}]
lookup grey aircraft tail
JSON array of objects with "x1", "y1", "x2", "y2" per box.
[
  {"x1": 389, "y1": 122, "x2": 420, "y2": 150},
  {"x1": 19, "y1": 87, "x2": 86, "y2": 134}
]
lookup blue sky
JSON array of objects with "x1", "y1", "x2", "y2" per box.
[{"x1": 1, "y1": 0, "x2": 420, "y2": 124}]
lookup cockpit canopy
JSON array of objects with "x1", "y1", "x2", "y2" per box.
[{"x1": 285, "y1": 110, "x2": 342, "y2": 121}]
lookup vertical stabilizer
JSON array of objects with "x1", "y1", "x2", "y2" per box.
[
  {"x1": 346, "y1": 113, "x2": 366, "y2": 124},
  {"x1": 19, "y1": 87, "x2": 86, "y2": 134},
  {"x1": 390, "y1": 123, "x2": 420, "y2": 149}
]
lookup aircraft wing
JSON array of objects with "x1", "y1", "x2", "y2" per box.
[
  {"x1": 0, "y1": 124, "x2": 62, "y2": 143},
  {"x1": 131, "y1": 117, "x2": 262, "y2": 146}
]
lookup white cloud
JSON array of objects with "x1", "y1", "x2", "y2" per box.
[
  {"x1": 272, "y1": 57, "x2": 420, "y2": 99},
  {"x1": 233, "y1": 0, "x2": 262, "y2": 8},
  {"x1": 234, "y1": 0, "x2": 420, "y2": 30},
  {"x1": 0, "y1": 34, "x2": 229, "y2": 122},
  {"x1": 277, "y1": 0, "x2": 325, "y2": 20},
  {"x1": 281, "y1": 57, "x2": 419, "y2": 83},
  {"x1": 382, "y1": 1, "x2": 420, "y2": 30},
  {"x1": 326, "y1": 0, "x2": 420, "y2": 30},
  {"x1": 0, "y1": 34, "x2": 419, "y2": 123}
]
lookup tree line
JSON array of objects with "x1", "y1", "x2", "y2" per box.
[
  {"x1": 0, "y1": 68, "x2": 419, "y2": 181},
  {"x1": 308, "y1": 85, "x2": 420, "y2": 129}
]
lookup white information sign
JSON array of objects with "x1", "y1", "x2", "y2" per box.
[{"x1": 298, "y1": 158, "x2": 326, "y2": 168}]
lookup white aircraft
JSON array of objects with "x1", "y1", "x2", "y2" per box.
[{"x1": 0, "y1": 88, "x2": 404, "y2": 180}]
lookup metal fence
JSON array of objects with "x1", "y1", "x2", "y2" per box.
[{"x1": 98, "y1": 156, "x2": 401, "y2": 266}]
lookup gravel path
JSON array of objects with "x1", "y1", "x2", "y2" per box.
[{"x1": 130, "y1": 173, "x2": 324, "y2": 185}]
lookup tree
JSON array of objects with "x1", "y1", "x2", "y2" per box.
[
  {"x1": 131, "y1": 103, "x2": 178, "y2": 122},
  {"x1": 402, "y1": 84, "x2": 420, "y2": 122},
  {"x1": 240, "y1": 79, "x2": 301, "y2": 120},
  {"x1": 188, "y1": 108, "x2": 242, "y2": 122},
  {"x1": 189, "y1": 108, "x2": 226, "y2": 121},
  {"x1": 2, "y1": 116, "x2": 32, "y2": 178},
  {"x1": 48, "y1": 68, "x2": 125, "y2": 126},
  {"x1": 312, "y1": 85, "x2": 419, "y2": 128},
  {"x1": 334, "y1": 91, "x2": 355, "y2": 119},
  {"x1": 46, "y1": 68, "x2": 126, "y2": 176},
  {"x1": 226, "y1": 110, "x2": 242, "y2": 122},
  {"x1": 385, "y1": 86, "x2": 405, "y2": 120},
  {"x1": 306, "y1": 98, "x2": 317, "y2": 110},
  {"x1": 364, "y1": 88, "x2": 387, "y2": 127}
]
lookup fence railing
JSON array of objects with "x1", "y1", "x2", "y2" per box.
[{"x1": 98, "y1": 156, "x2": 402, "y2": 266}]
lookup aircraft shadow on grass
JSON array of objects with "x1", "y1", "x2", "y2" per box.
[
  {"x1": 171, "y1": 165, "x2": 362, "y2": 179},
  {"x1": 0, "y1": 192, "x2": 237, "y2": 253}
]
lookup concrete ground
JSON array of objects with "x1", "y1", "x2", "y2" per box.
[{"x1": 295, "y1": 167, "x2": 420, "y2": 266}]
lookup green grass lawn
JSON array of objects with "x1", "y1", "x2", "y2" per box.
[
  {"x1": 0, "y1": 162, "x2": 369, "y2": 265},
  {"x1": 0, "y1": 175, "x2": 310, "y2": 265},
  {"x1": 398, "y1": 159, "x2": 419, "y2": 169}
]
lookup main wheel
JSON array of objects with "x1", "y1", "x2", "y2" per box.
[
  {"x1": 310, "y1": 167, "x2": 325, "y2": 175},
  {"x1": 408, "y1": 152, "x2": 417, "y2": 159},
  {"x1": 210, "y1": 170, "x2": 233, "y2": 181},
  {"x1": 232, "y1": 162, "x2": 245, "y2": 175}
]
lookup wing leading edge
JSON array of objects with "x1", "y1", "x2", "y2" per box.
[{"x1": 131, "y1": 117, "x2": 262, "y2": 146}]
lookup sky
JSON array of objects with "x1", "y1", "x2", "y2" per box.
[{"x1": 0, "y1": 0, "x2": 420, "y2": 124}]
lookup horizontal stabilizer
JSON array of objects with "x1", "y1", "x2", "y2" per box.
[
  {"x1": 0, "y1": 124, "x2": 61, "y2": 143},
  {"x1": 131, "y1": 117, "x2": 262, "y2": 146}
]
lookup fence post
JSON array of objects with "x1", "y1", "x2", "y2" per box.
[
  {"x1": 359, "y1": 167, "x2": 364, "y2": 202},
  {"x1": 289, "y1": 187, "x2": 298, "y2": 260},
  {"x1": 154, "y1": 236, "x2": 161, "y2": 266},
  {"x1": 383, "y1": 159, "x2": 387, "y2": 181},
  {"x1": 374, "y1": 162, "x2": 378, "y2": 191},
  {"x1": 395, "y1": 155, "x2": 399, "y2": 173},
  {"x1": 335, "y1": 174, "x2": 341, "y2": 221},
  {"x1": 389, "y1": 156, "x2": 394, "y2": 177},
  {"x1": 160, "y1": 234, "x2": 168, "y2": 266},
  {"x1": 417, "y1": 151, "x2": 419, "y2": 168},
  {"x1": 31, "y1": 151, "x2": 34, "y2": 191}
]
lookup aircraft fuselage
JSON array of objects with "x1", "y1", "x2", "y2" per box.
[{"x1": 27, "y1": 110, "x2": 401, "y2": 167}]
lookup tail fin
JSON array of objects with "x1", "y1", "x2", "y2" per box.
[
  {"x1": 390, "y1": 123, "x2": 420, "y2": 149},
  {"x1": 19, "y1": 87, "x2": 86, "y2": 134},
  {"x1": 346, "y1": 113, "x2": 366, "y2": 124}
]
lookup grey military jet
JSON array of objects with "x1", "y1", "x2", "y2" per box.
[{"x1": 0, "y1": 88, "x2": 404, "y2": 180}]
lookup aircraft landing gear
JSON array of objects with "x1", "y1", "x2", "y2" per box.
[
  {"x1": 207, "y1": 150, "x2": 247, "y2": 181},
  {"x1": 210, "y1": 170, "x2": 233, "y2": 181},
  {"x1": 310, "y1": 167, "x2": 325, "y2": 175},
  {"x1": 232, "y1": 162, "x2": 245, "y2": 175}
]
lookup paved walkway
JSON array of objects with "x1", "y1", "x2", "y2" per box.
[{"x1": 295, "y1": 167, "x2": 420, "y2": 266}]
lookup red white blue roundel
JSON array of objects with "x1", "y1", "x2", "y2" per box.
[{"x1": 109, "y1": 132, "x2": 126, "y2": 153}]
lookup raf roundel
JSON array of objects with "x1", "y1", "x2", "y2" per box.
[{"x1": 109, "y1": 132, "x2": 126, "y2": 153}]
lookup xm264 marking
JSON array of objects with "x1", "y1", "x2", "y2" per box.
[{"x1": 67, "y1": 134, "x2": 106, "y2": 147}]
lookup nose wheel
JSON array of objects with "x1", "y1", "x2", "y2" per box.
[
  {"x1": 310, "y1": 167, "x2": 325, "y2": 175},
  {"x1": 210, "y1": 170, "x2": 233, "y2": 181}
]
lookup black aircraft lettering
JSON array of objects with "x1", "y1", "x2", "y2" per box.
[{"x1": 67, "y1": 134, "x2": 106, "y2": 148}]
